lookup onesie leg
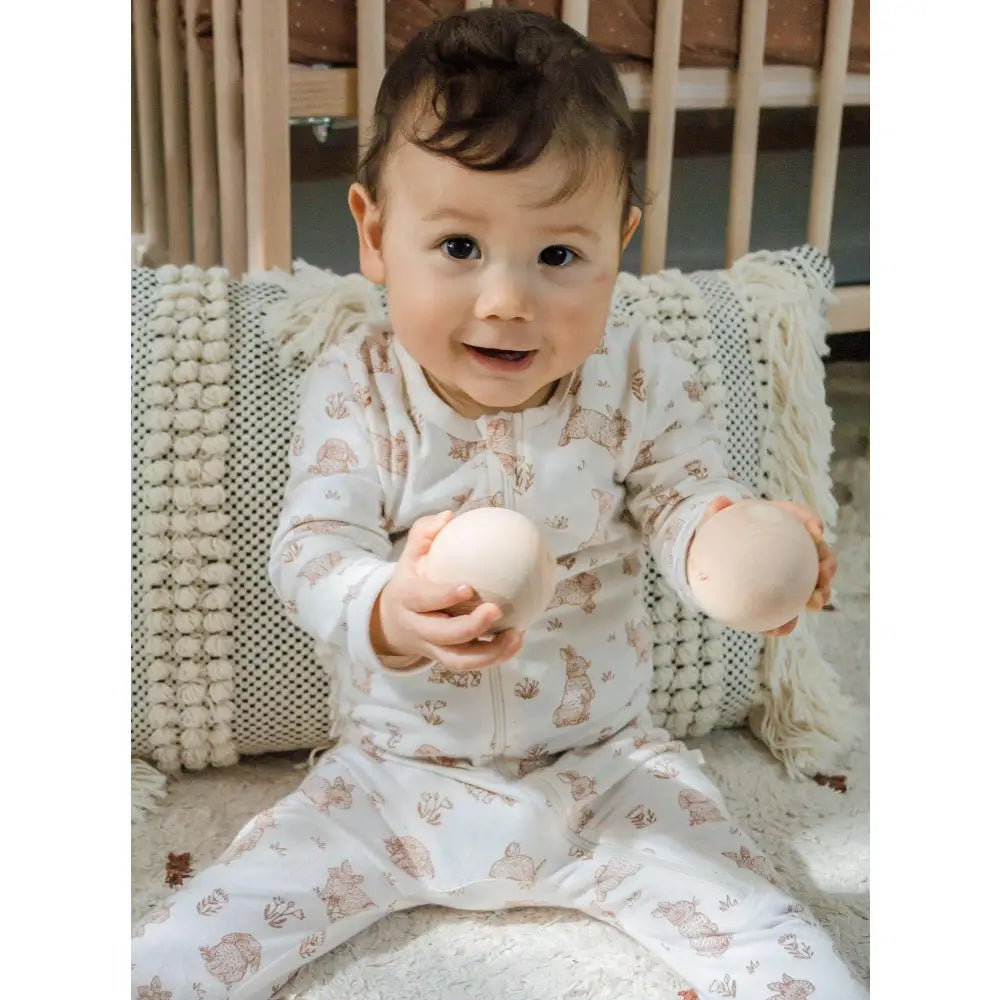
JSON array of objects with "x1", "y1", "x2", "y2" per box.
[
  {"x1": 533, "y1": 728, "x2": 868, "y2": 999},
  {"x1": 131, "y1": 744, "x2": 422, "y2": 1000}
]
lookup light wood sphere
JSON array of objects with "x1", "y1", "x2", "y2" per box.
[
  {"x1": 423, "y1": 507, "x2": 558, "y2": 632},
  {"x1": 687, "y1": 499, "x2": 819, "y2": 633}
]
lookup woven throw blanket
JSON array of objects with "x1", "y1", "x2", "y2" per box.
[{"x1": 131, "y1": 247, "x2": 853, "y2": 787}]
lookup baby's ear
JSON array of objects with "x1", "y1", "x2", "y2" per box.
[
  {"x1": 348, "y1": 183, "x2": 386, "y2": 284},
  {"x1": 621, "y1": 205, "x2": 641, "y2": 251}
]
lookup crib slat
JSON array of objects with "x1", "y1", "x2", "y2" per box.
[
  {"x1": 640, "y1": 0, "x2": 684, "y2": 275},
  {"x1": 132, "y1": 50, "x2": 144, "y2": 237},
  {"x1": 211, "y1": 0, "x2": 247, "y2": 275},
  {"x1": 617, "y1": 65, "x2": 869, "y2": 112},
  {"x1": 807, "y1": 0, "x2": 853, "y2": 252},
  {"x1": 725, "y1": 0, "x2": 767, "y2": 266},
  {"x1": 133, "y1": 0, "x2": 167, "y2": 254},
  {"x1": 184, "y1": 0, "x2": 220, "y2": 267},
  {"x1": 284, "y1": 63, "x2": 869, "y2": 127},
  {"x1": 289, "y1": 67, "x2": 355, "y2": 119},
  {"x1": 158, "y1": 0, "x2": 192, "y2": 264},
  {"x1": 243, "y1": 0, "x2": 292, "y2": 271},
  {"x1": 357, "y1": 0, "x2": 386, "y2": 153},
  {"x1": 464, "y1": 1, "x2": 494, "y2": 9},
  {"x1": 561, "y1": 0, "x2": 590, "y2": 35},
  {"x1": 828, "y1": 284, "x2": 869, "y2": 334}
]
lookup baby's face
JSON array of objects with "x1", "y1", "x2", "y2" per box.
[{"x1": 349, "y1": 141, "x2": 640, "y2": 417}]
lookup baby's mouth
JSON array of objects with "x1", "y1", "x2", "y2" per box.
[{"x1": 466, "y1": 346, "x2": 537, "y2": 362}]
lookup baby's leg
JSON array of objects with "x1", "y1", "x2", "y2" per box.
[
  {"x1": 535, "y1": 730, "x2": 867, "y2": 998},
  {"x1": 132, "y1": 744, "x2": 421, "y2": 1000}
]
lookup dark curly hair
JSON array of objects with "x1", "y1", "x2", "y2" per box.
[{"x1": 357, "y1": 7, "x2": 640, "y2": 230}]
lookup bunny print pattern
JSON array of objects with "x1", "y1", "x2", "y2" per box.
[
  {"x1": 133, "y1": 316, "x2": 865, "y2": 997},
  {"x1": 132, "y1": 728, "x2": 866, "y2": 999}
]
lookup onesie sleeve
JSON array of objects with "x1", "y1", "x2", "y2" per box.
[
  {"x1": 268, "y1": 347, "x2": 418, "y2": 673},
  {"x1": 623, "y1": 347, "x2": 754, "y2": 611}
]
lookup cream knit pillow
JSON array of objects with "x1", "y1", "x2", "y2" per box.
[{"x1": 131, "y1": 246, "x2": 851, "y2": 785}]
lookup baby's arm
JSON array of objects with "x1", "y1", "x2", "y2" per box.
[
  {"x1": 623, "y1": 351, "x2": 753, "y2": 610},
  {"x1": 268, "y1": 349, "x2": 396, "y2": 665}
]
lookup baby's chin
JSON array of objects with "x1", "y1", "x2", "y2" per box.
[
  {"x1": 460, "y1": 377, "x2": 558, "y2": 415},
  {"x1": 420, "y1": 355, "x2": 564, "y2": 417}
]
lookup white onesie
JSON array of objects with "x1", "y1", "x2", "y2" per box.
[{"x1": 131, "y1": 315, "x2": 866, "y2": 1000}]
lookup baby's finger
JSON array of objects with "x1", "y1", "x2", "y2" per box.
[
  {"x1": 809, "y1": 551, "x2": 836, "y2": 607},
  {"x1": 696, "y1": 495, "x2": 735, "y2": 529},
  {"x1": 772, "y1": 500, "x2": 824, "y2": 542},
  {"x1": 818, "y1": 544, "x2": 838, "y2": 585},
  {"x1": 401, "y1": 510, "x2": 454, "y2": 565},
  {"x1": 429, "y1": 628, "x2": 524, "y2": 673},
  {"x1": 809, "y1": 578, "x2": 832, "y2": 608},
  {"x1": 764, "y1": 617, "x2": 798, "y2": 637},
  {"x1": 806, "y1": 588, "x2": 828, "y2": 611},
  {"x1": 809, "y1": 567, "x2": 835, "y2": 608},
  {"x1": 415, "y1": 602, "x2": 504, "y2": 647},
  {"x1": 404, "y1": 577, "x2": 476, "y2": 615}
]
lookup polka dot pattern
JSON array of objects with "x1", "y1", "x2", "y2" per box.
[{"x1": 610, "y1": 268, "x2": 764, "y2": 734}]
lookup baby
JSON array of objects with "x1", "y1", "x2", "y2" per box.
[{"x1": 132, "y1": 9, "x2": 864, "y2": 999}]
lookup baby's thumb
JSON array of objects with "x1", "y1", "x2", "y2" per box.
[
  {"x1": 697, "y1": 495, "x2": 734, "y2": 529},
  {"x1": 402, "y1": 510, "x2": 453, "y2": 565}
]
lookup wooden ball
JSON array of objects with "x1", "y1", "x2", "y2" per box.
[
  {"x1": 423, "y1": 507, "x2": 558, "y2": 631},
  {"x1": 687, "y1": 500, "x2": 819, "y2": 633}
]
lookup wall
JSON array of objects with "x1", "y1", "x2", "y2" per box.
[{"x1": 290, "y1": 141, "x2": 869, "y2": 285}]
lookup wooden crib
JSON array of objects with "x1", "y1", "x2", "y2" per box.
[{"x1": 131, "y1": 0, "x2": 869, "y2": 333}]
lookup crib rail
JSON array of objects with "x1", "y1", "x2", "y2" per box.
[
  {"x1": 185, "y1": 0, "x2": 219, "y2": 266},
  {"x1": 131, "y1": 0, "x2": 868, "y2": 332},
  {"x1": 132, "y1": 0, "x2": 166, "y2": 258}
]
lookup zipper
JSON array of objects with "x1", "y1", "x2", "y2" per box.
[
  {"x1": 483, "y1": 410, "x2": 520, "y2": 778},
  {"x1": 488, "y1": 667, "x2": 508, "y2": 772}
]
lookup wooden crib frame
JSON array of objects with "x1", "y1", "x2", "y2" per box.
[{"x1": 132, "y1": 0, "x2": 870, "y2": 333}]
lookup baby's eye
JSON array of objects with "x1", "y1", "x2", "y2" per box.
[
  {"x1": 539, "y1": 245, "x2": 577, "y2": 267},
  {"x1": 440, "y1": 237, "x2": 480, "y2": 260}
]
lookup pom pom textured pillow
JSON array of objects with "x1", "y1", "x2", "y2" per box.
[{"x1": 130, "y1": 246, "x2": 851, "y2": 779}]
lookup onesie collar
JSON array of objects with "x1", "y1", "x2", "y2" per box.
[{"x1": 391, "y1": 335, "x2": 576, "y2": 436}]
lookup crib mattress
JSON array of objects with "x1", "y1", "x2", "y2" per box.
[{"x1": 193, "y1": 0, "x2": 869, "y2": 75}]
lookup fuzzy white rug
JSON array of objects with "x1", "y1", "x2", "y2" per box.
[{"x1": 131, "y1": 450, "x2": 869, "y2": 999}]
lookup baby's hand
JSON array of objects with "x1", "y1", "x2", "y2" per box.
[
  {"x1": 697, "y1": 496, "x2": 837, "y2": 637},
  {"x1": 370, "y1": 510, "x2": 524, "y2": 671}
]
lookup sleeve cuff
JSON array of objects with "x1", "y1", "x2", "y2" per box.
[
  {"x1": 666, "y1": 484, "x2": 756, "y2": 612},
  {"x1": 345, "y1": 561, "x2": 434, "y2": 675}
]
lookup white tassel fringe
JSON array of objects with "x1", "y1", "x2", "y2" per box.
[
  {"x1": 255, "y1": 260, "x2": 383, "y2": 369},
  {"x1": 732, "y1": 248, "x2": 855, "y2": 777},
  {"x1": 132, "y1": 758, "x2": 168, "y2": 824}
]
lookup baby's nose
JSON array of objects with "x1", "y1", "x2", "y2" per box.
[{"x1": 474, "y1": 267, "x2": 534, "y2": 322}]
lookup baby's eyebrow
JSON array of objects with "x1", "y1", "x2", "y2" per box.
[
  {"x1": 421, "y1": 208, "x2": 488, "y2": 226},
  {"x1": 421, "y1": 208, "x2": 598, "y2": 243},
  {"x1": 535, "y1": 223, "x2": 599, "y2": 241}
]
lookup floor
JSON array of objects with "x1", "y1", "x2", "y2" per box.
[{"x1": 825, "y1": 357, "x2": 870, "y2": 516}]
